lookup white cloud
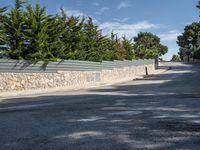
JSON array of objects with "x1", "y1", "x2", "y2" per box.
[
  {"x1": 117, "y1": 1, "x2": 131, "y2": 9},
  {"x1": 113, "y1": 17, "x2": 129, "y2": 23},
  {"x1": 60, "y1": 8, "x2": 99, "y2": 23},
  {"x1": 158, "y1": 30, "x2": 180, "y2": 41},
  {"x1": 62, "y1": 9, "x2": 86, "y2": 17},
  {"x1": 92, "y1": 2, "x2": 100, "y2": 7},
  {"x1": 96, "y1": 7, "x2": 110, "y2": 15},
  {"x1": 99, "y1": 21, "x2": 159, "y2": 38},
  {"x1": 59, "y1": 8, "x2": 165, "y2": 42}
]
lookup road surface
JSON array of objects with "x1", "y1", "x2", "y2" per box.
[{"x1": 0, "y1": 63, "x2": 200, "y2": 150}]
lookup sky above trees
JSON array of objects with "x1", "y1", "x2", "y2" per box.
[{"x1": 0, "y1": 0, "x2": 199, "y2": 60}]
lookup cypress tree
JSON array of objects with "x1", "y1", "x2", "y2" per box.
[
  {"x1": 81, "y1": 17, "x2": 104, "y2": 62},
  {"x1": 59, "y1": 8, "x2": 85, "y2": 60},
  {"x1": 0, "y1": 0, "x2": 169, "y2": 62},
  {"x1": 122, "y1": 36, "x2": 134, "y2": 60},
  {"x1": 47, "y1": 15, "x2": 66, "y2": 60},
  {"x1": 23, "y1": 2, "x2": 61, "y2": 61},
  {"x1": 113, "y1": 34, "x2": 126, "y2": 60},
  {"x1": 100, "y1": 36, "x2": 114, "y2": 61},
  {"x1": 0, "y1": 7, "x2": 7, "y2": 57},
  {"x1": 0, "y1": 7, "x2": 7, "y2": 45},
  {"x1": 109, "y1": 32, "x2": 118, "y2": 60},
  {"x1": 4, "y1": 0, "x2": 26, "y2": 59}
]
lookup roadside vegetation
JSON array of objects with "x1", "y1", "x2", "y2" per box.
[
  {"x1": 177, "y1": 0, "x2": 200, "y2": 60},
  {"x1": 171, "y1": 54, "x2": 181, "y2": 62},
  {"x1": 0, "y1": 0, "x2": 168, "y2": 62}
]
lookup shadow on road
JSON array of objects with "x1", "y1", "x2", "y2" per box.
[{"x1": 0, "y1": 63, "x2": 200, "y2": 150}]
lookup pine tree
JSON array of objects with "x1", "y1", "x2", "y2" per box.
[
  {"x1": 47, "y1": 15, "x2": 66, "y2": 60},
  {"x1": 0, "y1": 7, "x2": 7, "y2": 45},
  {"x1": 177, "y1": 22, "x2": 200, "y2": 59},
  {"x1": 0, "y1": 7, "x2": 8, "y2": 57},
  {"x1": 122, "y1": 36, "x2": 134, "y2": 60},
  {"x1": 113, "y1": 34, "x2": 126, "y2": 60},
  {"x1": 4, "y1": 0, "x2": 26, "y2": 59},
  {"x1": 0, "y1": 0, "x2": 168, "y2": 62},
  {"x1": 108, "y1": 32, "x2": 118, "y2": 60},
  {"x1": 81, "y1": 17, "x2": 104, "y2": 62},
  {"x1": 23, "y1": 2, "x2": 61, "y2": 61},
  {"x1": 100, "y1": 36, "x2": 114, "y2": 61},
  {"x1": 133, "y1": 32, "x2": 167, "y2": 59},
  {"x1": 59, "y1": 8, "x2": 85, "y2": 60},
  {"x1": 158, "y1": 44, "x2": 168, "y2": 56}
]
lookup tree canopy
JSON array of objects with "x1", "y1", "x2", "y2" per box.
[
  {"x1": 133, "y1": 32, "x2": 168, "y2": 59},
  {"x1": 0, "y1": 0, "x2": 168, "y2": 62},
  {"x1": 171, "y1": 54, "x2": 181, "y2": 62},
  {"x1": 0, "y1": 7, "x2": 7, "y2": 46},
  {"x1": 3, "y1": 0, "x2": 26, "y2": 59},
  {"x1": 177, "y1": 1, "x2": 200, "y2": 60}
]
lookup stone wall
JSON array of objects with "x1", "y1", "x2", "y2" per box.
[
  {"x1": 101, "y1": 64, "x2": 154, "y2": 83},
  {"x1": 0, "y1": 64, "x2": 155, "y2": 94}
]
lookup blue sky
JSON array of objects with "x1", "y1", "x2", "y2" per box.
[{"x1": 0, "y1": 0, "x2": 199, "y2": 60}]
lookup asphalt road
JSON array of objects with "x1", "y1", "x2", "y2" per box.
[{"x1": 0, "y1": 63, "x2": 200, "y2": 150}]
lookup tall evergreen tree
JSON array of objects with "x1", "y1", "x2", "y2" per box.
[
  {"x1": 114, "y1": 35, "x2": 126, "y2": 60},
  {"x1": 81, "y1": 17, "x2": 104, "y2": 62},
  {"x1": 23, "y1": 2, "x2": 62, "y2": 61},
  {"x1": 104, "y1": 32, "x2": 118, "y2": 60},
  {"x1": 0, "y1": 0, "x2": 169, "y2": 62},
  {"x1": 0, "y1": 7, "x2": 7, "y2": 45},
  {"x1": 100, "y1": 36, "x2": 114, "y2": 61},
  {"x1": 122, "y1": 36, "x2": 134, "y2": 60},
  {"x1": 0, "y1": 7, "x2": 8, "y2": 57},
  {"x1": 59, "y1": 8, "x2": 85, "y2": 60},
  {"x1": 48, "y1": 15, "x2": 66, "y2": 60},
  {"x1": 4, "y1": 0, "x2": 26, "y2": 59}
]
